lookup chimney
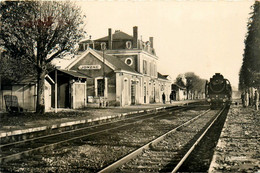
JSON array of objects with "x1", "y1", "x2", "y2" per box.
[
  {"x1": 108, "y1": 28, "x2": 112, "y2": 50},
  {"x1": 92, "y1": 40, "x2": 95, "y2": 49},
  {"x1": 149, "y1": 37, "x2": 153, "y2": 48},
  {"x1": 133, "y1": 26, "x2": 138, "y2": 48}
]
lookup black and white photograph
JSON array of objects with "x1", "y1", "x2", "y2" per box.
[{"x1": 0, "y1": 0, "x2": 259, "y2": 172}]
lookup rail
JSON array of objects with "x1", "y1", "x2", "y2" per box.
[
  {"x1": 171, "y1": 107, "x2": 225, "y2": 173},
  {"x1": 98, "y1": 109, "x2": 211, "y2": 173},
  {"x1": 0, "y1": 105, "x2": 190, "y2": 164}
]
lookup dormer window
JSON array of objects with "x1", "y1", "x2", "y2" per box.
[
  {"x1": 126, "y1": 41, "x2": 132, "y2": 49},
  {"x1": 145, "y1": 41, "x2": 150, "y2": 51},
  {"x1": 125, "y1": 58, "x2": 133, "y2": 66}
]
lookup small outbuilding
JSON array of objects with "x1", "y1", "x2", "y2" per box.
[
  {"x1": 46, "y1": 69, "x2": 90, "y2": 110},
  {"x1": 171, "y1": 83, "x2": 187, "y2": 101},
  {"x1": 0, "y1": 76, "x2": 37, "y2": 112}
]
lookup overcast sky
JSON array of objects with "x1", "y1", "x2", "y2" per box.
[{"x1": 77, "y1": 0, "x2": 254, "y2": 88}]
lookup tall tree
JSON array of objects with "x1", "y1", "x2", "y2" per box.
[
  {"x1": 0, "y1": 1, "x2": 86, "y2": 113},
  {"x1": 239, "y1": 1, "x2": 260, "y2": 90}
]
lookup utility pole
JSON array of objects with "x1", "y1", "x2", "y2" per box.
[
  {"x1": 0, "y1": 47, "x2": 6, "y2": 110},
  {"x1": 55, "y1": 68, "x2": 57, "y2": 113},
  {"x1": 101, "y1": 42, "x2": 106, "y2": 107},
  {"x1": 54, "y1": 66, "x2": 61, "y2": 113}
]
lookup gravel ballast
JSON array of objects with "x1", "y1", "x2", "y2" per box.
[{"x1": 209, "y1": 106, "x2": 260, "y2": 173}]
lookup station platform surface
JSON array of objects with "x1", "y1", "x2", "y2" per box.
[
  {"x1": 209, "y1": 105, "x2": 260, "y2": 173},
  {"x1": 0, "y1": 100, "x2": 198, "y2": 138}
]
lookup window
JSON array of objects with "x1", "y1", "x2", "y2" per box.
[
  {"x1": 150, "y1": 62, "x2": 152, "y2": 76},
  {"x1": 125, "y1": 58, "x2": 133, "y2": 66},
  {"x1": 154, "y1": 64, "x2": 156, "y2": 77},
  {"x1": 97, "y1": 79, "x2": 104, "y2": 96},
  {"x1": 161, "y1": 84, "x2": 165, "y2": 91},
  {"x1": 126, "y1": 41, "x2": 132, "y2": 49},
  {"x1": 143, "y1": 60, "x2": 147, "y2": 74}
]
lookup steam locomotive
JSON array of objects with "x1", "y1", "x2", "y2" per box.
[{"x1": 205, "y1": 73, "x2": 232, "y2": 109}]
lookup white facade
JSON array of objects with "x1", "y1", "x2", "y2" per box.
[{"x1": 64, "y1": 26, "x2": 173, "y2": 107}]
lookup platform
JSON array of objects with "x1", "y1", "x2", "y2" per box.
[
  {"x1": 0, "y1": 100, "x2": 197, "y2": 139},
  {"x1": 209, "y1": 105, "x2": 260, "y2": 172}
]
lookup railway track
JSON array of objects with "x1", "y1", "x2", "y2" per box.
[
  {"x1": 0, "y1": 103, "x2": 203, "y2": 165},
  {"x1": 99, "y1": 106, "x2": 227, "y2": 173},
  {"x1": 1, "y1": 103, "x2": 217, "y2": 172},
  {"x1": 0, "y1": 104, "x2": 209, "y2": 172}
]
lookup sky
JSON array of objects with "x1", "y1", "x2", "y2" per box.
[{"x1": 77, "y1": 0, "x2": 254, "y2": 88}]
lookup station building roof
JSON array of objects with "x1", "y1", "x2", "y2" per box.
[
  {"x1": 96, "y1": 31, "x2": 133, "y2": 41},
  {"x1": 58, "y1": 69, "x2": 91, "y2": 78},
  {"x1": 63, "y1": 48, "x2": 140, "y2": 76},
  {"x1": 94, "y1": 50, "x2": 139, "y2": 74},
  {"x1": 1, "y1": 75, "x2": 37, "y2": 86},
  {"x1": 158, "y1": 72, "x2": 171, "y2": 81},
  {"x1": 78, "y1": 27, "x2": 156, "y2": 56}
]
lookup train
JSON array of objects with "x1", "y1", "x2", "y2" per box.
[{"x1": 205, "y1": 73, "x2": 232, "y2": 109}]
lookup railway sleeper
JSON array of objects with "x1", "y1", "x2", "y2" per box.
[
  {"x1": 142, "y1": 151, "x2": 177, "y2": 157},
  {"x1": 124, "y1": 165, "x2": 165, "y2": 170},
  {"x1": 121, "y1": 162, "x2": 178, "y2": 172},
  {"x1": 130, "y1": 158, "x2": 173, "y2": 164},
  {"x1": 146, "y1": 153, "x2": 176, "y2": 159},
  {"x1": 118, "y1": 168, "x2": 162, "y2": 173}
]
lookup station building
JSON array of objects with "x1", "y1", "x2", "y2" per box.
[
  {"x1": 52, "y1": 26, "x2": 172, "y2": 108},
  {"x1": 0, "y1": 27, "x2": 172, "y2": 112}
]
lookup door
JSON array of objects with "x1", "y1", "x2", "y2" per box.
[
  {"x1": 144, "y1": 85, "x2": 146, "y2": 103},
  {"x1": 74, "y1": 82, "x2": 86, "y2": 109},
  {"x1": 131, "y1": 81, "x2": 136, "y2": 105},
  {"x1": 123, "y1": 80, "x2": 128, "y2": 106},
  {"x1": 153, "y1": 87, "x2": 156, "y2": 103},
  {"x1": 59, "y1": 83, "x2": 69, "y2": 108}
]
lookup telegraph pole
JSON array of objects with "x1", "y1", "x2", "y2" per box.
[
  {"x1": 55, "y1": 68, "x2": 57, "y2": 113},
  {"x1": 101, "y1": 42, "x2": 106, "y2": 106},
  {"x1": 54, "y1": 66, "x2": 61, "y2": 113},
  {"x1": 0, "y1": 47, "x2": 6, "y2": 110}
]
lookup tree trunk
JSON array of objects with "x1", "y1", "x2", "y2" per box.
[{"x1": 36, "y1": 69, "x2": 46, "y2": 114}]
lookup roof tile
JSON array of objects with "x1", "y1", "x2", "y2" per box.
[
  {"x1": 94, "y1": 50, "x2": 139, "y2": 74},
  {"x1": 96, "y1": 31, "x2": 133, "y2": 41}
]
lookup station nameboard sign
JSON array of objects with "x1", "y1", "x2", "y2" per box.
[{"x1": 78, "y1": 65, "x2": 101, "y2": 70}]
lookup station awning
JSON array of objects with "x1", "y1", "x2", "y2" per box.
[{"x1": 58, "y1": 69, "x2": 91, "y2": 78}]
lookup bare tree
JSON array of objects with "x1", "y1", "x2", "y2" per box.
[
  {"x1": 175, "y1": 72, "x2": 206, "y2": 99},
  {"x1": 0, "y1": 1, "x2": 86, "y2": 113},
  {"x1": 175, "y1": 74, "x2": 186, "y2": 88}
]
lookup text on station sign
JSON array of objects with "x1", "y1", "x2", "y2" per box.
[{"x1": 78, "y1": 65, "x2": 101, "y2": 70}]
